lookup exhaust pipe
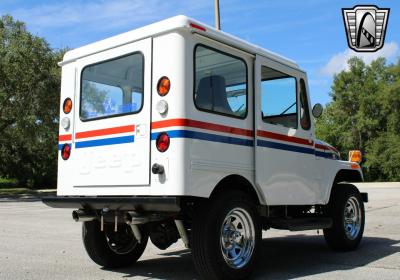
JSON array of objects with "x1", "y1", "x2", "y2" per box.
[{"x1": 72, "y1": 210, "x2": 96, "y2": 222}]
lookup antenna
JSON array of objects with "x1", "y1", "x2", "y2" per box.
[{"x1": 214, "y1": 0, "x2": 221, "y2": 30}]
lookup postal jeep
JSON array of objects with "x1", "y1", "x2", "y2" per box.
[{"x1": 43, "y1": 16, "x2": 368, "y2": 280}]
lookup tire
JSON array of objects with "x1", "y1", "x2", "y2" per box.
[
  {"x1": 323, "y1": 184, "x2": 365, "y2": 251},
  {"x1": 82, "y1": 220, "x2": 148, "y2": 268},
  {"x1": 192, "y1": 191, "x2": 261, "y2": 280}
]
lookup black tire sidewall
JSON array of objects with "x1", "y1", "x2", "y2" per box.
[
  {"x1": 192, "y1": 191, "x2": 261, "y2": 280},
  {"x1": 82, "y1": 220, "x2": 148, "y2": 268},
  {"x1": 324, "y1": 184, "x2": 365, "y2": 251}
]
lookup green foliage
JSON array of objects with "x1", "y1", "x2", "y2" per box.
[
  {"x1": 0, "y1": 15, "x2": 66, "y2": 188},
  {"x1": 316, "y1": 57, "x2": 400, "y2": 181},
  {"x1": 81, "y1": 81, "x2": 107, "y2": 119}
]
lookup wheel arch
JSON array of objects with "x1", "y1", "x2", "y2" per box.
[
  {"x1": 326, "y1": 169, "x2": 363, "y2": 203},
  {"x1": 333, "y1": 169, "x2": 363, "y2": 184},
  {"x1": 209, "y1": 174, "x2": 263, "y2": 205}
]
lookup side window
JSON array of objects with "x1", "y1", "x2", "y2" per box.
[
  {"x1": 194, "y1": 45, "x2": 247, "y2": 118},
  {"x1": 261, "y1": 66, "x2": 297, "y2": 128},
  {"x1": 299, "y1": 79, "x2": 311, "y2": 130},
  {"x1": 80, "y1": 53, "x2": 144, "y2": 121}
]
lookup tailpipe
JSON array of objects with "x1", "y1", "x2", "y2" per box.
[{"x1": 72, "y1": 210, "x2": 96, "y2": 222}]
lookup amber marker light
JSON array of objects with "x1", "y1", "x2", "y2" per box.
[
  {"x1": 349, "y1": 150, "x2": 362, "y2": 163},
  {"x1": 157, "y1": 76, "x2": 171, "y2": 96},
  {"x1": 351, "y1": 163, "x2": 359, "y2": 169},
  {"x1": 63, "y1": 98, "x2": 73, "y2": 114}
]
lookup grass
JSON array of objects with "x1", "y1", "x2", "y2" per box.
[
  {"x1": 0, "y1": 178, "x2": 55, "y2": 197},
  {"x1": 0, "y1": 178, "x2": 19, "y2": 189},
  {"x1": 0, "y1": 188, "x2": 34, "y2": 196},
  {"x1": 0, "y1": 187, "x2": 56, "y2": 197}
]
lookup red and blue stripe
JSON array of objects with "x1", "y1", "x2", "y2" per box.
[
  {"x1": 151, "y1": 118, "x2": 337, "y2": 159},
  {"x1": 151, "y1": 118, "x2": 254, "y2": 147},
  {"x1": 58, "y1": 119, "x2": 338, "y2": 160},
  {"x1": 58, "y1": 124, "x2": 135, "y2": 150}
]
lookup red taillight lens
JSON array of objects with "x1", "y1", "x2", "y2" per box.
[
  {"x1": 189, "y1": 23, "x2": 206, "y2": 32},
  {"x1": 157, "y1": 76, "x2": 171, "y2": 96},
  {"x1": 61, "y1": 144, "x2": 71, "y2": 160},
  {"x1": 63, "y1": 98, "x2": 72, "y2": 114},
  {"x1": 156, "y1": 133, "x2": 170, "y2": 152}
]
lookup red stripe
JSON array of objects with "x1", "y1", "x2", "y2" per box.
[
  {"x1": 315, "y1": 143, "x2": 326, "y2": 150},
  {"x1": 152, "y1": 119, "x2": 253, "y2": 137},
  {"x1": 59, "y1": 134, "x2": 72, "y2": 141},
  {"x1": 316, "y1": 143, "x2": 338, "y2": 153},
  {"x1": 329, "y1": 146, "x2": 339, "y2": 153},
  {"x1": 257, "y1": 130, "x2": 313, "y2": 146},
  {"x1": 76, "y1": 125, "x2": 135, "y2": 139}
]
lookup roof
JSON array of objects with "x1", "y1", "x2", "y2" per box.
[{"x1": 60, "y1": 15, "x2": 299, "y2": 69}]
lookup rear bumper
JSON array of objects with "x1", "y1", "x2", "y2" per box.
[{"x1": 42, "y1": 196, "x2": 181, "y2": 212}]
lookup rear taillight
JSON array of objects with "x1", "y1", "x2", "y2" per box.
[
  {"x1": 63, "y1": 98, "x2": 72, "y2": 114},
  {"x1": 156, "y1": 133, "x2": 170, "y2": 152},
  {"x1": 61, "y1": 144, "x2": 71, "y2": 160}
]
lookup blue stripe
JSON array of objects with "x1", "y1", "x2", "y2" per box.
[
  {"x1": 257, "y1": 139, "x2": 315, "y2": 155},
  {"x1": 150, "y1": 129, "x2": 336, "y2": 158},
  {"x1": 75, "y1": 135, "x2": 135, "y2": 149},
  {"x1": 315, "y1": 150, "x2": 338, "y2": 160},
  {"x1": 151, "y1": 130, "x2": 254, "y2": 147},
  {"x1": 58, "y1": 131, "x2": 336, "y2": 159}
]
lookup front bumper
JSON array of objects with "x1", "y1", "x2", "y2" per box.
[{"x1": 42, "y1": 196, "x2": 181, "y2": 212}]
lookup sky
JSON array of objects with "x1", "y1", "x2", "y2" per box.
[{"x1": 1, "y1": 0, "x2": 399, "y2": 105}]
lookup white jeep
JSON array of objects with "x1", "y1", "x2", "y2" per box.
[{"x1": 43, "y1": 16, "x2": 368, "y2": 280}]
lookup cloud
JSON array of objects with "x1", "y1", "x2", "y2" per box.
[
  {"x1": 9, "y1": 0, "x2": 211, "y2": 33},
  {"x1": 320, "y1": 42, "x2": 399, "y2": 76},
  {"x1": 4, "y1": 0, "x2": 212, "y2": 48}
]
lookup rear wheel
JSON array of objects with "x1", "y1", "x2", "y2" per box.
[
  {"x1": 82, "y1": 220, "x2": 148, "y2": 268},
  {"x1": 323, "y1": 184, "x2": 365, "y2": 251},
  {"x1": 192, "y1": 191, "x2": 261, "y2": 280}
]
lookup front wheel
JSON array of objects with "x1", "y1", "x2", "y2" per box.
[
  {"x1": 192, "y1": 191, "x2": 261, "y2": 280},
  {"x1": 323, "y1": 184, "x2": 365, "y2": 251},
  {"x1": 82, "y1": 220, "x2": 148, "y2": 268}
]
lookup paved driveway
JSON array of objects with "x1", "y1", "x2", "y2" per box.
[{"x1": 0, "y1": 185, "x2": 399, "y2": 279}]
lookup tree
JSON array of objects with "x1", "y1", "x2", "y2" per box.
[
  {"x1": 316, "y1": 57, "x2": 400, "y2": 181},
  {"x1": 0, "y1": 15, "x2": 65, "y2": 188}
]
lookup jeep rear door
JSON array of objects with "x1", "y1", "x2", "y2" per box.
[{"x1": 71, "y1": 38, "x2": 152, "y2": 188}]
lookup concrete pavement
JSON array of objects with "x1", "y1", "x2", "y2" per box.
[{"x1": 0, "y1": 185, "x2": 399, "y2": 279}]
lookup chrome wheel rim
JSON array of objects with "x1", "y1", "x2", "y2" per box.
[
  {"x1": 343, "y1": 196, "x2": 362, "y2": 240},
  {"x1": 220, "y1": 207, "x2": 255, "y2": 269}
]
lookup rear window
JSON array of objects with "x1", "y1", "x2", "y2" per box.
[
  {"x1": 80, "y1": 52, "x2": 144, "y2": 121},
  {"x1": 194, "y1": 45, "x2": 247, "y2": 118}
]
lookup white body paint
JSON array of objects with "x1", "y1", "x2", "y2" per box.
[{"x1": 57, "y1": 16, "x2": 362, "y2": 206}]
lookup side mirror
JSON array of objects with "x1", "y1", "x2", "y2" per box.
[{"x1": 312, "y1": 103, "x2": 323, "y2": 118}]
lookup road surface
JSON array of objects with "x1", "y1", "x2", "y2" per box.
[{"x1": 0, "y1": 185, "x2": 399, "y2": 279}]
